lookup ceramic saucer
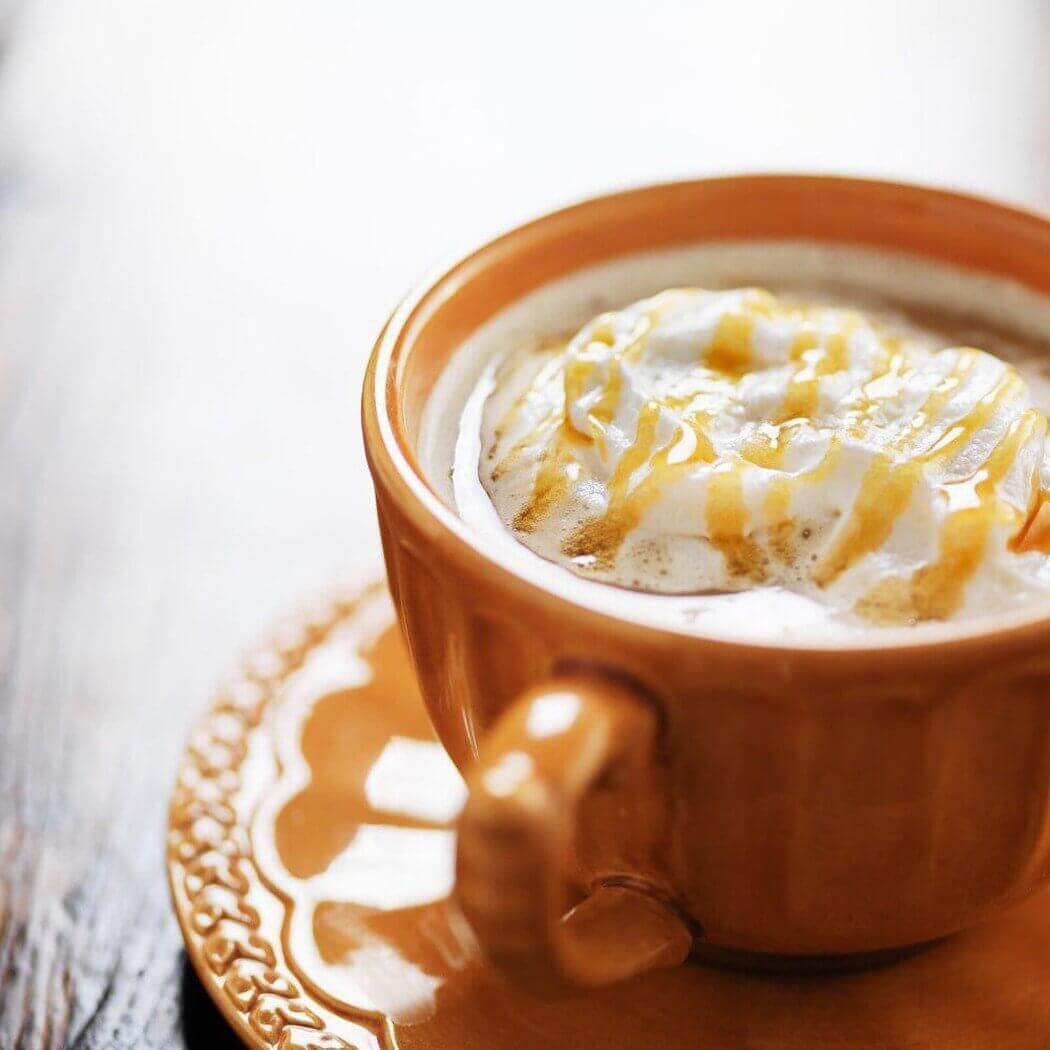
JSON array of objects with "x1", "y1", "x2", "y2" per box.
[{"x1": 168, "y1": 581, "x2": 1050, "y2": 1049}]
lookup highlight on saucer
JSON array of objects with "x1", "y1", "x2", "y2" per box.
[{"x1": 479, "y1": 288, "x2": 1050, "y2": 625}]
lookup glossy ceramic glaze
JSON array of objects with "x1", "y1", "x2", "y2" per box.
[
  {"x1": 361, "y1": 177, "x2": 1050, "y2": 976},
  {"x1": 168, "y1": 582, "x2": 1050, "y2": 1048}
]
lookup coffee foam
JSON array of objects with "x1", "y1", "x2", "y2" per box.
[{"x1": 420, "y1": 241, "x2": 1050, "y2": 643}]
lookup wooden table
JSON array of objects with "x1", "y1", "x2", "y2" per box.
[{"x1": 0, "y1": 3, "x2": 1045, "y2": 1046}]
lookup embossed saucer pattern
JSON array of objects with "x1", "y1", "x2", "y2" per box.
[{"x1": 167, "y1": 581, "x2": 1050, "y2": 1049}]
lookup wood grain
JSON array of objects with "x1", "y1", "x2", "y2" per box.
[{"x1": 0, "y1": 2, "x2": 1044, "y2": 1047}]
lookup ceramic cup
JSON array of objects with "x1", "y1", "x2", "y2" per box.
[{"x1": 362, "y1": 176, "x2": 1050, "y2": 992}]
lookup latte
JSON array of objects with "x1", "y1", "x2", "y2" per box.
[{"x1": 420, "y1": 242, "x2": 1050, "y2": 639}]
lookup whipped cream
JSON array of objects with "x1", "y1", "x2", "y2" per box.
[{"x1": 480, "y1": 289, "x2": 1050, "y2": 625}]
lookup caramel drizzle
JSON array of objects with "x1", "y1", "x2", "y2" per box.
[
  {"x1": 888, "y1": 349, "x2": 979, "y2": 450},
  {"x1": 909, "y1": 410, "x2": 1044, "y2": 618},
  {"x1": 506, "y1": 307, "x2": 665, "y2": 529},
  {"x1": 814, "y1": 362, "x2": 1023, "y2": 589},
  {"x1": 704, "y1": 461, "x2": 767, "y2": 580},
  {"x1": 740, "y1": 311, "x2": 864, "y2": 469},
  {"x1": 562, "y1": 402, "x2": 715, "y2": 570},
  {"x1": 496, "y1": 291, "x2": 1046, "y2": 621},
  {"x1": 858, "y1": 410, "x2": 1046, "y2": 622},
  {"x1": 510, "y1": 425, "x2": 578, "y2": 534},
  {"x1": 776, "y1": 318, "x2": 854, "y2": 425},
  {"x1": 1013, "y1": 488, "x2": 1050, "y2": 554},
  {"x1": 704, "y1": 310, "x2": 756, "y2": 379},
  {"x1": 557, "y1": 295, "x2": 853, "y2": 579},
  {"x1": 763, "y1": 440, "x2": 845, "y2": 563},
  {"x1": 490, "y1": 349, "x2": 569, "y2": 482}
]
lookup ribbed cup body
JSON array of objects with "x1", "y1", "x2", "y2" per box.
[{"x1": 376, "y1": 488, "x2": 1050, "y2": 955}]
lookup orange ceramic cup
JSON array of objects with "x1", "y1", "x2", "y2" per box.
[{"x1": 362, "y1": 176, "x2": 1050, "y2": 992}]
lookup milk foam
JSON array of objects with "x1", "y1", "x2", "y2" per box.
[{"x1": 420, "y1": 242, "x2": 1050, "y2": 641}]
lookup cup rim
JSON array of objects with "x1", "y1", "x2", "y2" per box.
[{"x1": 363, "y1": 173, "x2": 1050, "y2": 663}]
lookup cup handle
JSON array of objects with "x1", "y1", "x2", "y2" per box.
[{"x1": 454, "y1": 674, "x2": 693, "y2": 993}]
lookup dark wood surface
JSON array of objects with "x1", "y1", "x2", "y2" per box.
[{"x1": 0, "y1": 4, "x2": 1045, "y2": 1047}]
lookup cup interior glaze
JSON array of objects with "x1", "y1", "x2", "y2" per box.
[{"x1": 363, "y1": 176, "x2": 1050, "y2": 970}]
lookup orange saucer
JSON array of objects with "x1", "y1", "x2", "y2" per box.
[{"x1": 168, "y1": 582, "x2": 1050, "y2": 1049}]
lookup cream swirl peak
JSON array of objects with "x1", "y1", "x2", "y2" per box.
[{"x1": 480, "y1": 288, "x2": 1050, "y2": 625}]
